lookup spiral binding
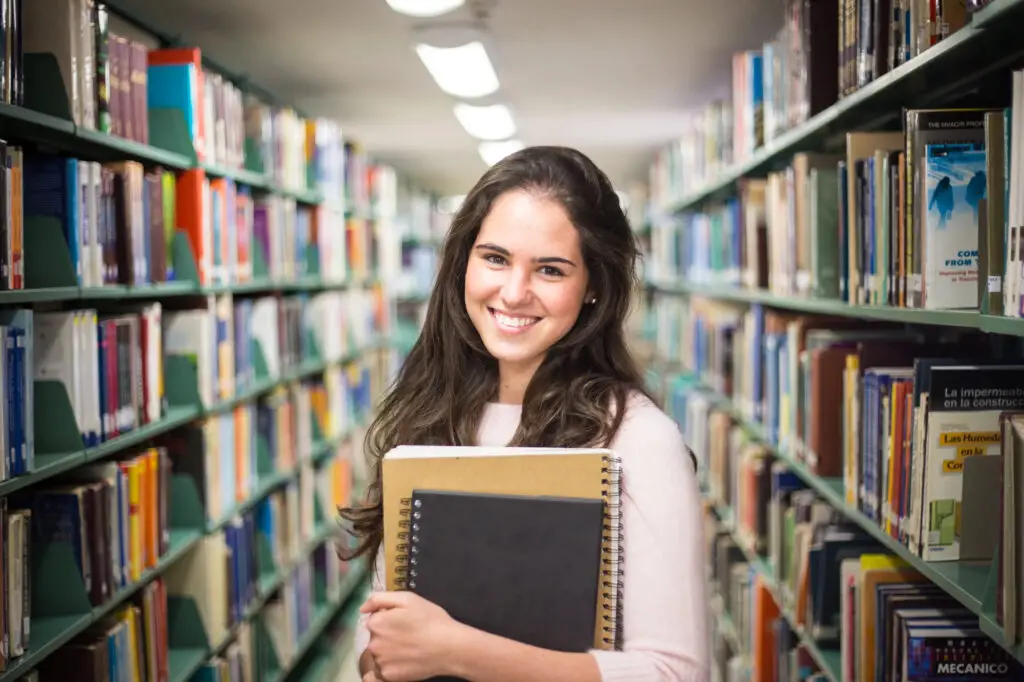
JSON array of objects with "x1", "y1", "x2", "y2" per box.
[
  {"x1": 601, "y1": 454, "x2": 625, "y2": 651},
  {"x1": 393, "y1": 496, "x2": 421, "y2": 590}
]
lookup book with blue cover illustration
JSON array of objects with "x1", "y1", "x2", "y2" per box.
[{"x1": 923, "y1": 142, "x2": 986, "y2": 309}]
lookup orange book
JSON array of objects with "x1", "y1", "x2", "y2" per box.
[
  {"x1": 174, "y1": 169, "x2": 210, "y2": 285},
  {"x1": 234, "y1": 405, "x2": 249, "y2": 504},
  {"x1": 751, "y1": 577, "x2": 781, "y2": 682}
]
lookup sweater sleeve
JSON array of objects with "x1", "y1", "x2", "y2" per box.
[{"x1": 588, "y1": 395, "x2": 711, "y2": 682}]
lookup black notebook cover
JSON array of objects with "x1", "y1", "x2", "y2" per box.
[{"x1": 402, "y1": 488, "x2": 605, "y2": 667}]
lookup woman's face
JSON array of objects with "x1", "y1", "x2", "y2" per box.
[{"x1": 464, "y1": 189, "x2": 590, "y2": 385}]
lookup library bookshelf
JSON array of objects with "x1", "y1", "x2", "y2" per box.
[
  {"x1": 0, "y1": 0, "x2": 442, "y2": 680},
  {"x1": 637, "y1": 0, "x2": 1024, "y2": 679}
]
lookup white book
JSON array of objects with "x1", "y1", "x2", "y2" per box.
[
  {"x1": 83, "y1": 310, "x2": 99, "y2": 444},
  {"x1": 33, "y1": 312, "x2": 80, "y2": 435},
  {"x1": 163, "y1": 307, "x2": 215, "y2": 407}
]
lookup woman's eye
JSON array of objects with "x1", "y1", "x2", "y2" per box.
[
  {"x1": 540, "y1": 266, "x2": 565, "y2": 278},
  {"x1": 484, "y1": 253, "x2": 506, "y2": 265}
]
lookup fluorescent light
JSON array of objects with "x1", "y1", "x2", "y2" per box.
[
  {"x1": 479, "y1": 140, "x2": 524, "y2": 166},
  {"x1": 453, "y1": 103, "x2": 515, "y2": 140},
  {"x1": 415, "y1": 41, "x2": 499, "y2": 99},
  {"x1": 385, "y1": 0, "x2": 465, "y2": 17}
]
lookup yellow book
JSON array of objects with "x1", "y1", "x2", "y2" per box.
[
  {"x1": 126, "y1": 458, "x2": 142, "y2": 581},
  {"x1": 844, "y1": 354, "x2": 860, "y2": 506}
]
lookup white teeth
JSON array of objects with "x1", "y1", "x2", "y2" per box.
[{"x1": 493, "y1": 310, "x2": 538, "y2": 328}]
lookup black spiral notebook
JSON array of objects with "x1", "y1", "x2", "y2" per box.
[{"x1": 397, "y1": 488, "x2": 606, "y2": 681}]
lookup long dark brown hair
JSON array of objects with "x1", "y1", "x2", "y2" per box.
[{"x1": 338, "y1": 145, "x2": 648, "y2": 565}]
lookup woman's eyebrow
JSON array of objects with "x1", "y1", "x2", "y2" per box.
[{"x1": 474, "y1": 243, "x2": 577, "y2": 268}]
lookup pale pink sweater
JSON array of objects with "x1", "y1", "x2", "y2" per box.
[{"x1": 354, "y1": 391, "x2": 711, "y2": 682}]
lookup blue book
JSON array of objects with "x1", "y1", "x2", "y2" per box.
[{"x1": 923, "y1": 142, "x2": 987, "y2": 309}]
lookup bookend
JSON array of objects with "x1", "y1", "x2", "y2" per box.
[
  {"x1": 309, "y1": 411, "x2": 326, "y2": 450},
  {"x1": 169, "y1": 230, "x2": 202, "y2": 288},
  {"x1": 253, "y1": 617, "x2": 284, "y2": 678},
  {"x1": 254, "y1": 434, "x2": 279, "y2": 485},
  {"x1": 253, "y1": 338, "x2": 272, "y2": 384},
  {"x1": 305, "y1": 165, "x2": 317, "y2": 198},
  {"x1": 164, "y1": 355, "x2": 204, "y2": 411},
  {"x1": 311, "y1": 486, "x2": 329, "y2": 533},
  {"x1": 978, "y1": 545, "x2": 1022, "y2": 655},
  {"x1": 30, "y1": 540, "x2": 94, "y2": 650},
  {"x1": 251, "y1": 237, "x2": 271, "y2": 283},
  {"x1": 24, "y1": 215, "x2": 80, "y2": 290},
  {"x1": 244, "y1": 139, "x2": 266, "y2": 177},
  {"x1": 22, "y1": 53, "x2": 74, "y2": 121},
  {"x1": 256, "y1": 530, "x2": 278, "y2": 586},
  {"x1": 305, "y1": 244, "x2": 321, "y2": 281},
  {"x1": 147, "y1": 108, "x2": 199, "y2": 166},
  {"x1": 305, "y1": 329, "x2": 324, "y2": 365},
  {"x1": 166, "y1": 594, "x2": 214, "y2": 654},
  {"x1": 32, "y1": 380, "x2": 87, "y2": 472},
  {"x1": 169, "y1": 473, "x2": 207, "y2": 534},
  {"x1": 311, "y1": 552, "x2": 329, "y2": 609}
]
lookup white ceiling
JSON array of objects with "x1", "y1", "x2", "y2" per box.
[{"x1": 114, "y1": 0, "x2": 785, "y2": 196}]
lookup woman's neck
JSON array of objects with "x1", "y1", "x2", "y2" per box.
[{"x1": 497, "y1": 358, "x2": 542, "y2": 404}]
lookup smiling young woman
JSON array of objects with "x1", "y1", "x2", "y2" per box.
[{"x1": 339, "y1": 146, "x2": 709, "y2": 682}]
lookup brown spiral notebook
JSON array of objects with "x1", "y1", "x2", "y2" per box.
[{"x1": 381, "y1": 445, "x2": 624, "y2": 651}]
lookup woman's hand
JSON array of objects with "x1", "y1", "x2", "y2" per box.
[{"x1": 361, "y1": 591, "x2": 467, "y2": 681}]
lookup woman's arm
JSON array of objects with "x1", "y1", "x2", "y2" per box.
[
  {"x1": 446, "y1": 625, "x2": 602, "y2": 682},
  {"x1": 586, "y1": 397, "x2": 711, "y2": 682}
]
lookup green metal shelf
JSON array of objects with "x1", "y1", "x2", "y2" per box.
[
  {"x1": 0, "y1": 75, "x2": 326, "y2": 202},
  {"x1": 654, "y1": 280, "x2": 1024, "y2": 337},
  {"x1": 201, "y1": 162, "x2": 274, "y2": 191},
  {"x1": 0, "y1": 275, "x2": 372, "y2": 307},
  {"x1": 659, "y1": 0, "x2": 1024, "y2": 212}
]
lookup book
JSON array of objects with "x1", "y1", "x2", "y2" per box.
[
  {"x1": 381, "y1": 445, "x2": 624, "y2": 651},
  {"x1": 399, "y1": 489, "x2": 605, "y2": 657}
]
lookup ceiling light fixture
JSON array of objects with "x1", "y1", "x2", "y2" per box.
[
  {"x1": 479, "y1": 139, "x2": 524, "y2": 166},
  {"x1": 385, "y1": 0, "x2": 465, "y2": 17},
  {"x1": 453, "y1": 103, "x2": 515, "y2": 140},
  {"x1": 415, "y1": 41, "x2": 499, "y2": 99}
]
